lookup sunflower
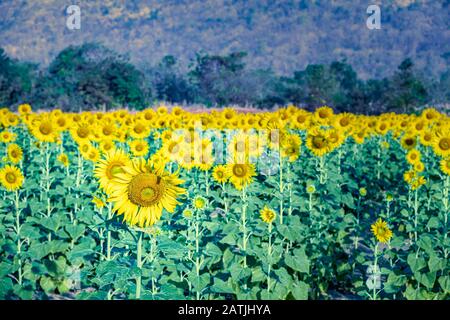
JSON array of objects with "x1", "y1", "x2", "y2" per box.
[
  {"x1": 400, "y1": 134, "x2": 417, "y2": 151},
  {"x1": 432, "y1": 128, "x2": 450, "y2": 157},
  {"x1": 306, "y1": 184, "x2": 316, "y2": 194},
  {"x1": 280, "y1": 134, "x2": 301, "y2": 162},
  {"x1": 129, "y1": 139, "x2": 149, "y2": 157},
  {"x1": 129, "y1": 121, "x2": 150, "y2": 139},
  {"x1": 30, "y1": 115, "x2": 58, "y2": 142},
  {"x1": 222, "y1": 108, "x2": 237, "y2": 122},
  {"x1": 193, "y1": 196, "x2": 207, "y2": 210},
  {"x1": 403, "y1": 170, "x2": 416, "y2": 184},
  {"x1": 420, "y1": 130, "x2": 434, "y2": 147},
  {"x1": 406, "y1": 149, "x2": 421, "y2": 165},
  {"x1": 225, "y1": 162, "x2": 256, "y2": 190},
  {"x1": 108, "y1": 158, "x2": 186, "y2": 227},
  {"x1": 0, "y1": 131, "x2": 16, "y2": 143},
  {"x1": 98, "y1": 122, "x2": 117, "y2": 140},
  {"x1": 212, "y1": 165, "x2": 229, "y2": 184},
  {"x1": 371, "y1": 218, "x2": 393, "y2": 243},
  {"x1": 440, "y1": 157, "x2": 450, "y2": 175},
  {"x1": 260, "y1": 206, "x2": 276, "y2": 224},
  {"x1": 94, "y1": 149, "x2": 131, "y2": 194},
  {"x1": 70, "y1": 122, "x2": 93, "y2": 143},
  {"x1": 313, "y1": 106, "x2": 334, "y2": 125},
  {"x1": 18, "y1": 104, "x2": 32, "y2": 115},
  {"x1": 182, "y1": 208, "x2": 193, "y2": 219},
  {"x1": 0, "y1": 165, "x2": 24, "y2": 191},
  {"x1": 99, "y1": 139, "x2": 116, "y2": 154},
  {"x1": 55, "y1": 114, "x2": 72, "y2": 131},
  {"x1": 410, "y1": 176, "x2": 426, "y2": 190},
  {"x1": 414, "y1": 161, "x2": 425, "y2": 173},
  {"x1": 7, "y1": 144, "x2": 23, "y2": 164},
  {"x1": 57, "y1": 153, "x2": 70, "y2": 167},
  {"x1": 306, "y1": 128, "x2": 330, "y2": 157},
  {"x1": 85, "y1": 147, "x2": 100, "y2": 162}
]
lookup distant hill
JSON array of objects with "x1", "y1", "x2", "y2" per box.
[{"x1": 0, "y1": 0, "x2": 448, "y2": 79}]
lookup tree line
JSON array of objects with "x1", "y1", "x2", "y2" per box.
[{"x1": 1, "y1": 43, "x2": 449, "y2": 114}]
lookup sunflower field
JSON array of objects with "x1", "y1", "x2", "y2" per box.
[{"x1": 0, "y1": 104, "x2": 449, "y2": 300}]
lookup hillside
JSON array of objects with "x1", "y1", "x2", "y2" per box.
[{"x1": 0, "y1": 0, "x2": 448, "y2": 79}]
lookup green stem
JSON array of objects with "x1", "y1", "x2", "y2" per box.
[
  {"x1": 414, "y1": 188, "x2": 419, "y2": 243},
  {"x1": 267, "y1": 223, "x2": 272, "y2": 296},
  {"x1": 106, "y1": 203, "x2": 113, "y2": 261},
  {"x1": 241, "y1": 187, "x2": 248, "y2": 268},
  {"x1": 279, "y1": 155, "x2": 284, "y2": 224},
  {"x1": 135, "y1": 232, "x2": 143, "y2": 300},
  {"x1": 14, "y1": 191, "x2": 23, "y2": 285},
  {"x1": 372, "y1": 243, "x2": 379, "y2": 300}
]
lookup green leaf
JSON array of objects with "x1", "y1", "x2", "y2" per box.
[
  {"x1": 291, "y1": 281, "x2": 309, "y2": 300},
  {"x1": 211, "y1": 278, "x2": 234, "y2": 294},
  {"x1": 158, "y1": 237, "x2": 188, "y2": 260},
  {"x1": 407, "y1": 253, "x2": 426, "y2": 273},
  {"x1": 65, "y1": 224, "x2": 86, "y2": 241},
  {"x1": 0, "y1": 278, "x2": 14, "y2": 298},
  {"x1": 415, "y1": 271, "x2": 436, "y2": 289},
  {"x1": 428, "y1": 255, "x2": 443, "y2": 273},
  {"x1": 417, "y1": 236, "x2": 434, "y2": 255},
  {"x1": 205, "y1": 243, "x2": 222, "y2": 257},
  {"x1": 40, "y1": 276, "x2": 56, "y2": 293},
  {"x1": 285, "y1": 248, "x2": 310, "y2": 274},
  {"x1": 438, "y1": 276, "x2": 450, "y2": 292}
]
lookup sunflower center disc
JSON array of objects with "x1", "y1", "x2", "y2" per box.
[
  {"x1": 6, "y1": 173, "x2": 16, "y2": 183},
  {"x1": 439, "y1": 138, "x2": 450, "y2": 150},
  {"x1": 313, "y1": 136, "x2": 326, "y2": 148},
  {"x1": 39, "y1": 123, "x2": 52, "y2": 135},
  {"x1": 233, "y1": 164, "x2": 246, "y2": 177},
  {"x1": 128, "y1": 173, "x2": 164, "y2": 207},
  {"x1": 78, "y1": 128, "x2": 89, "y2": 138}
]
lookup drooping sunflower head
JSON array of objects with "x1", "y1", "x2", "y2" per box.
[
  {"x1": 371, "y1": 218, "x2": 393, "y2": 243},
  {"x1": 0, "y1": 165, "x2": 24, "y2": 191},
  {"x1": 260, "y1": 205, "x2": 276, "y2": 224}
]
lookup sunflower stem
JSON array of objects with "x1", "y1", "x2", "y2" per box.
[
  {"x1": 135, "y1": 232, "x2": 143, "y2": 300},
  {"x1": 372, "y1": 243, "x2": 379, "y2": 300},
  {"x1": 279, "y1": 155, "x2": 284, "y2": 224},
  {"x1": 414, "y1": 188, "x2": 419, "y2": 243},
  {"x1": 14, "y1": 190, "x2": 23, "y2": 285},
  {"x1": 241, "y1": 187, "x2": 248, "y2": 269},
  {"x1": 106, "y1": 203, "x2": 113, "y2": 261},
  {"x1": 266, "y1": 222, "x2": 272, "y2": 296}
]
